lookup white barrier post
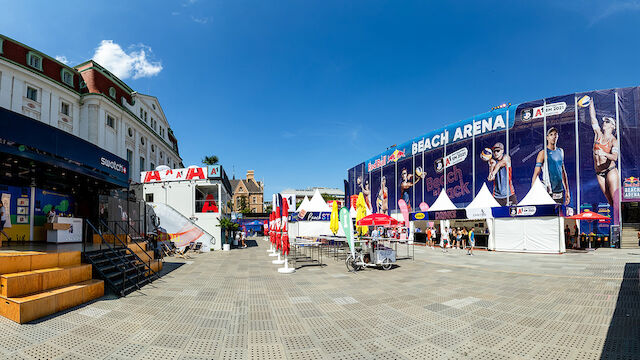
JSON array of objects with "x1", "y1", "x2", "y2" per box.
[
  {"x1": 272, "y1": 251, "x2": 284, "y2": 264},
  {"x1": 278, "y1": 255, "x2": 295, "y2": 273}
]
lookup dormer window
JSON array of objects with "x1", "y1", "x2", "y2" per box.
[
  {"x1": 108, "y1": 87, "x2": 116, "y2": 98},
  {"x1": 61, "y1": 69, "x2": 74, "y2": 86},
  {"x1": 0, "y1": 38, "x2": 4, "y2": 54},
  {"x1": 27, "y1": 52, "x2": 43, "y2": 71},
  {"x1": 152, "y1": 103, "x2": 156, "y2": 110}
]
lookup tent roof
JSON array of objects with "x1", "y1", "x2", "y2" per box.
[
  {"x1": 297, "y1": 196, "x2": 310, "y2": 212},
  {"x1": 518, "y1": 178, "x2": 557, "y2": 206},
  {"x1": 466, "y1": 183, "x2": 501, "y2": 209},
  {"x1": 428, "y1": 189, "x2": 458, "y2": 211},
  {"x1": 307, "y1": 189, "x2": 331, "y2": 212}
]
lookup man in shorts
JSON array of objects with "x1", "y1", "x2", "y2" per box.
[
  {"x1": 441, "y1": 227, "x2": 449, "y2": 253},
  {"x1": 467, "y1": 227, "x2": 475, "y2": 256},
  {"x1": 532, "y1": 127, "x2": 570, "y2": 205}
]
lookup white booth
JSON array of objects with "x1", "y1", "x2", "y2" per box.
[
  {"x1": 492, "y1": 179, "x2": 565, "y2": 253},
  {"x1": 45, "y1": 217, "x2": 83, "y2": 243},
  {"x1": 139, "y1": 165, "x2": 233, "y2": 251}
]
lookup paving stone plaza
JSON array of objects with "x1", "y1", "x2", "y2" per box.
[{"x1": 0, "y1": 238, "x2": 638, "y2": 360}]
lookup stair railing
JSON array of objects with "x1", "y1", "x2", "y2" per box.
[
  {"x1": 100, "y1": 220, "x2": 159, "y2": 281},
  {"x1": 84, "y1": 219, "x2": 130, "y2": 296}
]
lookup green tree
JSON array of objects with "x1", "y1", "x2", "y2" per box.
[
  {"x1": 217, "y1": 217, "x2": 239, "y2": 245},
  {"x1": 321, "y1": 193, "x2": 338, "y2": 202},
  {"x1": 202, "y1": 155, "x2": 219, "y2": 165},
  {"x1": 264, "y1": 204, "x2": 272, "y2": 213}
]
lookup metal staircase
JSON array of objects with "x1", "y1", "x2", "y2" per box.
[{"x1": 83, "y1": 220, "x2": 160, "y2": 297}]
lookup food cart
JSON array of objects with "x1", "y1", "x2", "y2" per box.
[{"x1": 345, "y1": 213, "x2": 399, "y2": 272}]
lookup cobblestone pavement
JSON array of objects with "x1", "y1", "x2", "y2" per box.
[{"x1": 0, "y1": 238, "x2": 638, "y2": 359}]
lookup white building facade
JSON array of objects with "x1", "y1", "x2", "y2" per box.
[{"x1": 0, "y1": 34, "x2": 182, "y2": 183}]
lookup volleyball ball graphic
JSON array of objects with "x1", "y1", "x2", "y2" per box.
[
  {"x1": 480, "y1": 148, "x2": 493, "y2": 161},
  {"x1": 578, "y1": 95, "x2": 591, "y2": 108},
  {"x1": 415, "y1": 166, "x2": 423, "y2": 177}
]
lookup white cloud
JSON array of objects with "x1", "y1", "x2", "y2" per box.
[
  {"x1": 92, "y1": 40, "x2": 163, "y2": 80},
  {"x1": 191, "y1": 16, "x2": 210, "y2": 24},
  {"x1": 55, "y1": 56, "x2": 69, "y2": 65},
  {"x1": 590, "y1": 0, "x2": 640, "y2": 25}
]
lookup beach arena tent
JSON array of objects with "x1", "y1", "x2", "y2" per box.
[
  {"x1": 493, "y1": 178, "x2": 566, "y2": 253},
  {"x1": 465, "y1": 183, "x2": 500, "y2": 249},
  {"x1": 428, "y1": 189, "x2": 458, "y2": 211}
]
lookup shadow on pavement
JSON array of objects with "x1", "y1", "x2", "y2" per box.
[{"x1": 601, "y1": 263, "x2": 639, "y2": 359}]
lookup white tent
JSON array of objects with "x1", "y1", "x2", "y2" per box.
[
  {"x1": 465, "y1": 183, "x2": 500, "y2": 249},
  {"x1": 517, "y1": 178, "x2": 556, "y2": 206},
  {"x1": 466, "y1": 183, "x2": 501, "y2": 209},
  {"x1": 297, "y1": 196, "x2": 310, "y2": 212},
  {"x1": 291, "y1": 190, "x2": 333, "y2": 237},
  {"x1": 428, "y1": 189, "x2": 457, "y2": 211},
  {"x1": 493, "y1": 178, "x2": 565, "y2": 253},
  {"x1": 307, "y1": 189, "x2": 331, "y2": 212}
]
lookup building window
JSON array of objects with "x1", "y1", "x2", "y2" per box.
[
  {"x1": 160, "y1": 152, "x2": 163, "y2": 159},
  {"x1": 145, "y1": 193, "x2": 154, "y2": 202},
  {"x1": 61, "y1": 101, "x2": 70, "y2": 116},
  {"x1": 151, "y1": 144, "x2": 155, "y2": 153},
  {"x1": 27, "y1": 52, "x2": 43, "y2": 71},
  {"x1": 61, "y1": 69, "x2": 74, "y2": 86},
  {"x1": 0, "y1": 38, "x2": 3, "y2": 54},
  {"x1": 140, "y1": 157, "x2": 145, "y2": 172},
  {"x1": 126, "y1": 149, "x2": 133, "y2": 165},
  {"x1": 26, "y1": 86, "x2": 38, "y2": 102},
  {"x1": 144, "y1": 111, "x2": 148, "y2": 121},
  {"x1": 128, "y1": 127, "x2": 133, "y2": 137},
  {"x1": 195, "y1": 185, "x2": 219, "y2": 213},
  {"x1": 140, "y1": 136, "x2": 145, "y2": 146},
  {"x1": 108, "y1": 87, "x2": 116, "y2": 98},
  {"x1": 150, "y1": 162, "x2": 155, "y2": 171},
  {"x1": 79, "y1": 81, "x2": 86, "y2": 89},
  {"x1": 139, "y1": 108, "x2": 143, "y2": 118},
  {"x1": 106, "y1": 114, "x2": 115, "y2": 128},
  {"x1": 152, "y1": 103, "x2": 156, "y2": 110}
]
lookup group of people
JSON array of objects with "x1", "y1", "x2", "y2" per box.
[
  {"x1": 235, "y1": 231, "x2": 247, "y2": 248},
  {"x1": 424, "y1": 226, "x2": 476, "y2": 255}
]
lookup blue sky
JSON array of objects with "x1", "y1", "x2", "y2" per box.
[{"x1": 3, "y1": 0, "x2": 640, "y2": 199}]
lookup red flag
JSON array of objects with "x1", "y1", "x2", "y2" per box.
[{"x1": 281, "y1": 200, "x2": 289, "y2": 256}]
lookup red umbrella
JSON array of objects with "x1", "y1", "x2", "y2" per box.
[
  {"x1": 357, "y1": 213, "x2": 399, "y2": 226},
  {"x1": 270, "y1": 211, "x2": 276, "y2": 245},
  {"x1": 567, "y1": 211, "x2": 610, "y2": 221},
  {"x1": 275, "y1": 206, "x2": 281, "y2": 250},
  {"x1": 281, "y1": 200, "x2": 289, "y2": 256}
]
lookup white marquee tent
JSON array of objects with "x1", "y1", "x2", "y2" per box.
[
  {"x1": 290, "y1": 190, "x2": 334, "y2": 237},
  {"x1": 465, "y1": 183, "x2": 500, "y2": 249},
  {"x1": 493, "y1": 178, "x2": 565, "y2": 253},
  {"x1": 428, "y1": 189, "x2": 458, "y2": 211}
]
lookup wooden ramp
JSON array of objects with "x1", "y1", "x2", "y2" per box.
[{"x1": 0, "y1": 251, "x2": 104, "y2": 324}]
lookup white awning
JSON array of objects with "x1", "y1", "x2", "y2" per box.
[
  {"x1": 296, "y1": 196, "x2": 310, "y2": 212},
  {"x1": 307, "y1": 189, "x2": 332, "y2": 212}
]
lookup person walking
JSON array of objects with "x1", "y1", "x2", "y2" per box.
[
  {"x1": 564, "y1": 225, "x2": 571, "y2": 249},
  {"x1": 456, "y1": 227, "x2": 462, "y2": 250},
  {"x1": 426, "y1": 227, "x2": 432, "y2": 249},
  {"x1": 431, "y1": 227, "x2": 437, "y2": 249},
  {"x1": 467, "y1": 227, "x2": 475, "y2": 255},
  {"x1": 0, "y1": 202, "x2": 10, "y2": 243},
  {"x1": 241, "y1": 231, "x2": 247, "y2": 248},
  {"x1": 442, "y1": 227, "x2": 449, "y2": 253}
]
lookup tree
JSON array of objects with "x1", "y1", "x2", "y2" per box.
[
  {"x1": 217, "y1": 217, "x2": 239, "y2": 245},
  {"x1": 264, "y1": 204, "x2": 272, "y2": 213},
  {"x1": 202, "y1": 155, "x2": 219, "y2": 165},
  {"x1": 321, "y1": 193, "x2": 338, "y2": 202}
]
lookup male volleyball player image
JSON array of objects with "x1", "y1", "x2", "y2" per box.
[
  {"x1": 399, "y1": 168, "x2": 425, "y2": 210},
  {"x1": 531, "y1": 127, "x2": 570, "y2": 205},
  {"x1": 487, "y1": 142, "x2": 517, "y2": 206},
  {"x1": 588, "y1": 99, "x2": 620, "y2": 212},
  {"x1": 376, "y1": 176, "x2": 388, "y2": 215}
]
